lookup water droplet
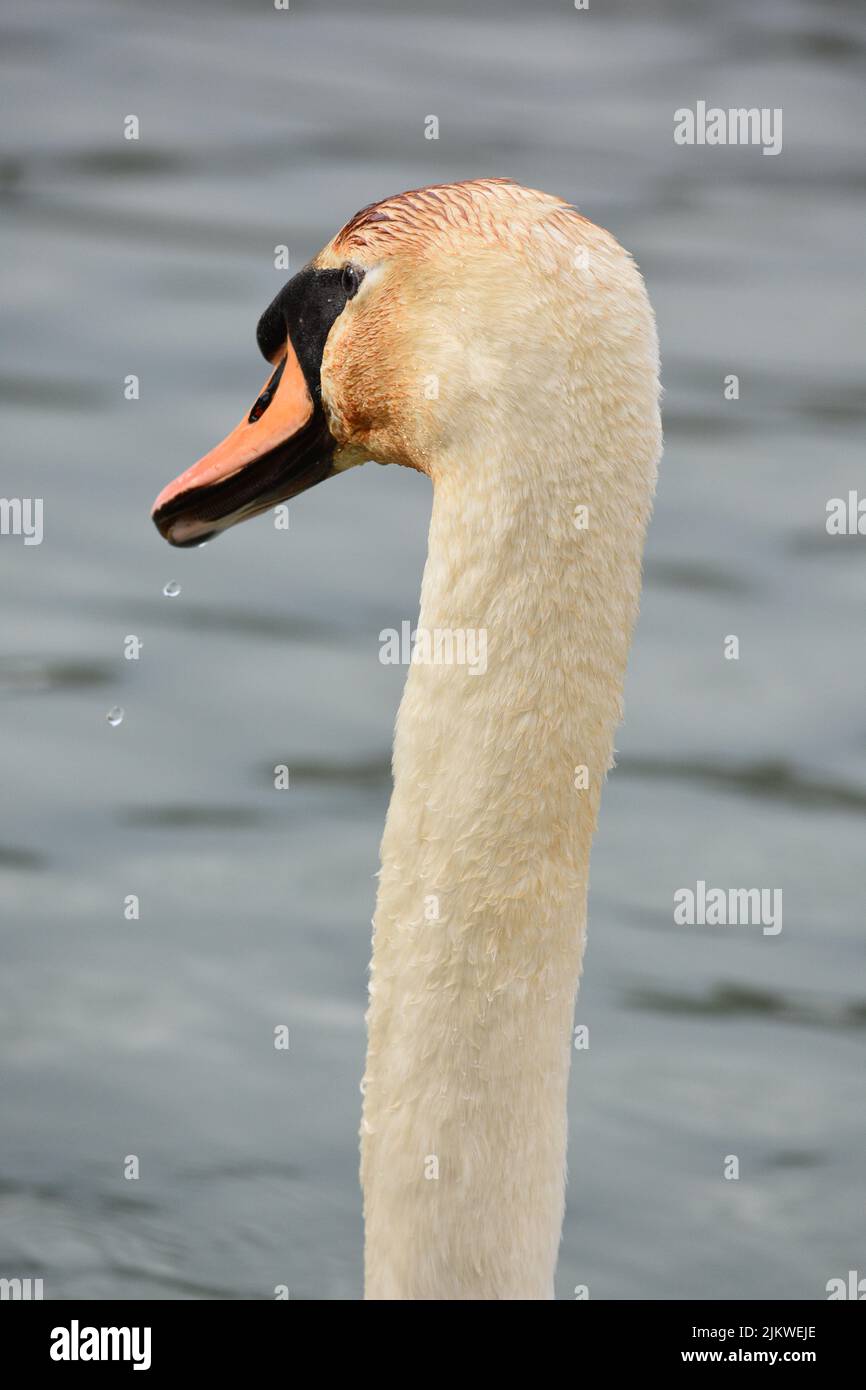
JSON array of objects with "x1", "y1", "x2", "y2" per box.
[
  {"x1": 163, "y1": 581, "x2": 181, "y2": 598},
  {"x1": 106, "y1": 706, "x2": 124, "y2": 727}
]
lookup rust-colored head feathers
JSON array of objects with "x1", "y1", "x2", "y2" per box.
[{"x1": 328, "y1": 177, "x2": 590, "y2": 261}]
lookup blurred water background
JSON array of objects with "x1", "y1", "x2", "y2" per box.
[{"x1": 1, "y1": 0, "x2": 864, "y2": 1299}]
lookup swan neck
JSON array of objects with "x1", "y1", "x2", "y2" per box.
[{"x1": 361, "y1": 424, "x2": 654, "y2": 1299}]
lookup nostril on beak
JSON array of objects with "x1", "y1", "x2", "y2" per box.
[
  {"x1": 248, "y1": 390, "x2": 272, "y2": 423},
  {"x1": 248, "y1": 354, "x2": 287, "y2": 424}
]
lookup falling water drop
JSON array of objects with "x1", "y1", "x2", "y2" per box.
[
  {"x1": 163, "y1": 581, "x2": 181, "y2": 598},
  {"x1": 106, "y1": 706, "x2": 124, "y2": 727}
]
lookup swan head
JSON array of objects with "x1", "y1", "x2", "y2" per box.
[{"x1": 152, "y1": 177, "x2": 659, "y2": 546}]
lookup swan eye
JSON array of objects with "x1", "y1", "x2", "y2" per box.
[{"x1": 341, "y1": 263, "x2": 364, "y2": 299}]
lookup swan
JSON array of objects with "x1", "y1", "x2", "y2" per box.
[{"x1": 152, "y1": 178, "x2": 662, "y2": 1300}]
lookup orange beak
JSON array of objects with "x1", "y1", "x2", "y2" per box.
[{"x1": 151, "y1": 337, "x2": 334, "y2": 547}]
